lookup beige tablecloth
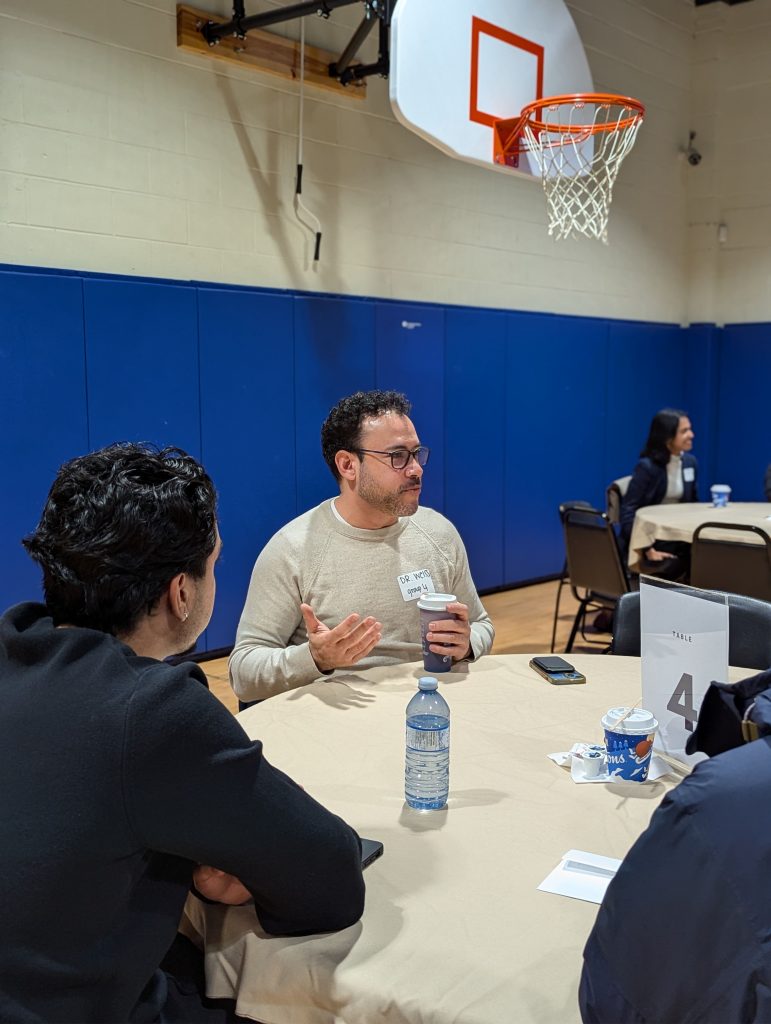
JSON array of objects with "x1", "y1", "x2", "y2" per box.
[
  {"x1": 183, "y1": 655, "x2": 744, "y2": 1024},
  {"x1": 628, "y1": 501, "x2": 771, "y2": 570}
]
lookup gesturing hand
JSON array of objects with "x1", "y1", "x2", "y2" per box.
[
  {"x1": 193, "y1": 865, "x2": 252, "y2": 906},
  {"x1": 646, "y1": 547, "x2": 675, "y2": 563},
  {"x1": 301, "y1": 603, "x2": 382, "y2": 673},
  {"x1": 426, "y1": 601, "x2": 472, "y2": 663}
]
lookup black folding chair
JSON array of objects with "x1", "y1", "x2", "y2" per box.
[
  {"x1": 561, "y1": 505, "x2": 630, "y2": 654},
  {"x1": 691, "y1": 522, "x2": 771, "y2": 603},
  {"x1": 550, "y1": 501, "x2": 593, "y2": 652},
  {"x1": 611, "y1": 589, "x2": 771, "y2": 670}
]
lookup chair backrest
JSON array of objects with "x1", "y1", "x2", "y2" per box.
[
  {"x1": 611, "y1": 588, "x2": 771, "y2": 669},
  {"x1": 611, "y1": 591, "x2": 641, "y2": 656},
  {"x1": 691, "y1": 522, "x2": 771, "y2": 602},
  {"x1": 559, "y1": 500, "x2": 594, "y2": 522},
  {"x1": 562, "y1": 506, "x2": 629, "y2": 600},
  {"x1": 605, "y1": 475, "x2": 632, "y2": 525}
]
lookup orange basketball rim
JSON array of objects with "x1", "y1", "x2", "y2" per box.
[{"x1": 493, "y1": 93, "x2": 646, "y2": 243}]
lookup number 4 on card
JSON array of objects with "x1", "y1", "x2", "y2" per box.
[{"x1": 666, "y1": 672, "x2": 697, "y2": 732}]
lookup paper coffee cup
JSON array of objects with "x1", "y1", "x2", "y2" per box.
[
  {"x1": 601, "y1": 707, "x2": 658, "y2": 782},
  {"x1": 710, "y1": 484, "x2": 731, "y2": 508},
  {"x1": 417, "y1": 593, "x2": 458, "y2": 673}
]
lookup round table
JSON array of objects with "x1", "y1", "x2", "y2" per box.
[
  {"x1": 628, "y1": 501, "x2": 771, "y2": 570},
  {"x1": 183, "y1": 654, "x2": 747, "y2": 1024}
]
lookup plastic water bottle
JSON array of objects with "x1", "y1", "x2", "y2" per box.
[{"x1": 405, "y1": 676, "x2": 450, "y2": 810}]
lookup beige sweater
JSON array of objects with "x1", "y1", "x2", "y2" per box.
[{"x1": 229, "y1": 500, "x2": 494, "y2": 701}]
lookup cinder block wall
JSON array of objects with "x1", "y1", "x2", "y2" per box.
[{"x1": 0, "y1": 0, "x2": 694, "y2": 321}]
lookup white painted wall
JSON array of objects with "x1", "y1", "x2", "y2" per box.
[
  {"x1": 689, "y1": 0, "x2": 771, "y2": 325},
  {"x1": 0, "y1": 0, "x2": 696, "y2": 321}
]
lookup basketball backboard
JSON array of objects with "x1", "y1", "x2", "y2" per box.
[{"x1": 389, "y1": 0, "x2": 594, "y2": 178}]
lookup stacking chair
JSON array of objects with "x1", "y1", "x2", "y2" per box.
[
  {"x1": 605, "y1": 474, "x2": 632, "y2": 525},
  {"x1": 560, "y1": 505, "x2": 631, "y2": 654},
  {"x1": 550, "y1": 501, "x2": 593, "y2": 652},
  {"x1": 611, "y1": 589, "x2": 771, "y2": 669},
  {"x1": 691, "y1": 522, "x2": 771, "y2": 602}
]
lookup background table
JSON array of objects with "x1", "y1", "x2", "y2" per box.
[
  {"x1": 183, "y1": 655, "x2": 745, "y2": 1024},
  {"x1": 628, "y1": 501, "x2": 771, "y2": 570}
]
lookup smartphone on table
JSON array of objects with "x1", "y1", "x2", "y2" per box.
[
  {"x1": 529, "y1": 656, "x2": 586, "y2": 685},
  {"x1": 360, "y1": 838, "x2": 384, "y2": 869}
]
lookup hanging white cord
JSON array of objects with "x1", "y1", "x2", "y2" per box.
[{"x1": 294, "y1": 18, "x2": 323, "y2": 262}]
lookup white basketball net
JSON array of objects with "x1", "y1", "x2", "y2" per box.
[{"x1": 522, "y1": 99, "x2": 643, "y2": 243}]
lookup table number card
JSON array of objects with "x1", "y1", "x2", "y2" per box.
[{"x1": 640, "y1": 576, "x2": 729, "y2": 766}]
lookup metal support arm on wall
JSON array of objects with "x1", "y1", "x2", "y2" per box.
[{"x1": 201, "y1": 0, "x2": 395, "y2": 85}]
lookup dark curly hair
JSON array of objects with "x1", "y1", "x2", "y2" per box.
[
  {"x1": 640, "y1": 408, "x2": 689, "y2": 467},
  {"x1": 23, "y1": 443, "x2": 218, "y2": 636},
  {"x1": 321, "y1": 390, "x2": 412, "y2": 481}
]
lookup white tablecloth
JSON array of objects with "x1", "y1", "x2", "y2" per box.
[
  {"x1": 628, "y1": 501, "x2": 771, "y2": 569},
  {"x1": 183, "y1": 655, "x2": 747, "y2": 1024}
]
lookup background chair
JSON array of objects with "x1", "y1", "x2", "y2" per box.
[
  {"x1": 611, "y1": 589, "x2": 771, "y2": 669},
  {"x1": 605, "y1": 474, "x2": 632, "y2": 525},
  {"x1": 560, "y1": 505, "x2": 630, "y2": 653},
  {"x1": 550, "y1": 501, "x2": 593, "y2": 652},
  {"x1": 691, "y1": 522, "x2": 771, "y2": 602}
]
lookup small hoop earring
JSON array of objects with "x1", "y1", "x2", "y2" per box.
[{"x1": 183, "y1": 611, "x2": 189, "y2": 621}]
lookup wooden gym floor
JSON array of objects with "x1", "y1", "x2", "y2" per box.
[{"x1": 203, "y1": 579, "x2": 608, "y2": 714}]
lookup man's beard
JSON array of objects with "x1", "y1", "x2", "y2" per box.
[{"x1": 358, "y1": 470, "x2": 420, "y2": 519}]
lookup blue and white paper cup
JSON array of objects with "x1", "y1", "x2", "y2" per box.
[
  {"x1": 710, "y1": 484, "x2": 731, "y2": 508},
  {"x1": 601, "y1": 707, "x2": 658, "y2": 782}
]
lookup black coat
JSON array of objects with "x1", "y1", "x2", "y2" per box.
[
  {"x1": 619, "y1": 452, "x2": 699, "y2": 542},
  {"x1": 580, "y1": 668, "x2": 771, "y2": 1023},
  {"x1": 0, "y1": 604, "x2": 364, "y2": 1023}
]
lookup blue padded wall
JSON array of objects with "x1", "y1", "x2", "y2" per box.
[
  {"x1": 198, "y1": 288, "x2": 296, "y2": 650},
  {"x1": 0, "y1": 271, "x2": 88, "y2": 612},
  {"x1": 375, "y1": 302, "x2": 445, "y2": 513},
  {"x1": 445, "y1": 308, "x2": 506, "y2": 591},
  {"x1": 716, "y1": 323, "x2": 771, "y2": 500},
  {"x1": 604, "y1": 321, "x2": 688, "y2": 485},
  {"x1": 3, "y1": 261, "x2": 733, "y2": 647},
  {"x1": 83, "y1": 279, "x2": 201, "y2": 455},
  {"x1": 293, "y1": 295, "x2": 375, "y2": 513},
  {"x1": 504, "y1": 313, "x2": 609, "y2": 582},
  {"x1": 685, "y1": 323, "x2": 721, "y2": 489}
]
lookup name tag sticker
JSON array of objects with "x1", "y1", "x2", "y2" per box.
[
  {"x1": 398, "y1": 569, "x2": 436, "y2": 602},
  {"x1": 683, "y1": 467, "x2": 695, "y2": 482}
]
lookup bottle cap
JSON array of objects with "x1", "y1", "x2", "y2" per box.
[{"x1": 418, "y1": 676, "x2": 439, "y2": 691}]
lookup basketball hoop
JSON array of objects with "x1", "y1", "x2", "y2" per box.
[{"x1": 493, "y1": 94, "x2": 645, "y2": 243}]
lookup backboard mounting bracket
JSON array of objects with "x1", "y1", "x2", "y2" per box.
[{"x1": 177, "y1": 1, "x2": 394, "y2": 92}]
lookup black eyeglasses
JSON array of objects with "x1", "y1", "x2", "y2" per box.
[{"x1": 354, "y1": 446, "x2": 430, "y2": 470}]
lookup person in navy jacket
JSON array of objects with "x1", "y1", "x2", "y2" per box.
[
  {"x1": 620, "y1": 408, "x2": 698, "y2": 580},
  {"x1": 580, "y1": 667, "x2": 771, "y2": 1023}
]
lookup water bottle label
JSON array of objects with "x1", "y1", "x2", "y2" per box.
[{"x1": 406, "y1": 722, "x2": 449, "y2": 751}]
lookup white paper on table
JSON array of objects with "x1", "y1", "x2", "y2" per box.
[
  {"x1": 547, "y1": 745, "x2": 674, "y2": 783},
  {"x1": 538, "y1": 849, "x2": 622, "y2": 904}
]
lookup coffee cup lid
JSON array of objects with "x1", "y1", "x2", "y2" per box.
[
  {"x1": 417, "y1": 593, "x2": 457, "y2": 611},
  {"x1": 601, "y1": 706, "x2": 658, "y2": 735},
  {"x1": 710, "y1": 484, "x2": 731, "y2": 492}
]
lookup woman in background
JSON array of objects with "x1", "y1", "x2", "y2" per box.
[{"x1": 620, "y1": 409, "x2": 698, "y2": 581}]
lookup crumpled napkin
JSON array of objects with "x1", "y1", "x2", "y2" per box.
[{"x1": 548, "y1": 742, "x2": 673, "y2": 784}]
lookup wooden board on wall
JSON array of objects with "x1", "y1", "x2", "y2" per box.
[{"x1": 177, "y1": 4, "x2": 367, "y2": 99}]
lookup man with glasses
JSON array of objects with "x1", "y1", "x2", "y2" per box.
[{"x1": 230, "y1": 390, "x2": 493, "y2": 702}]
